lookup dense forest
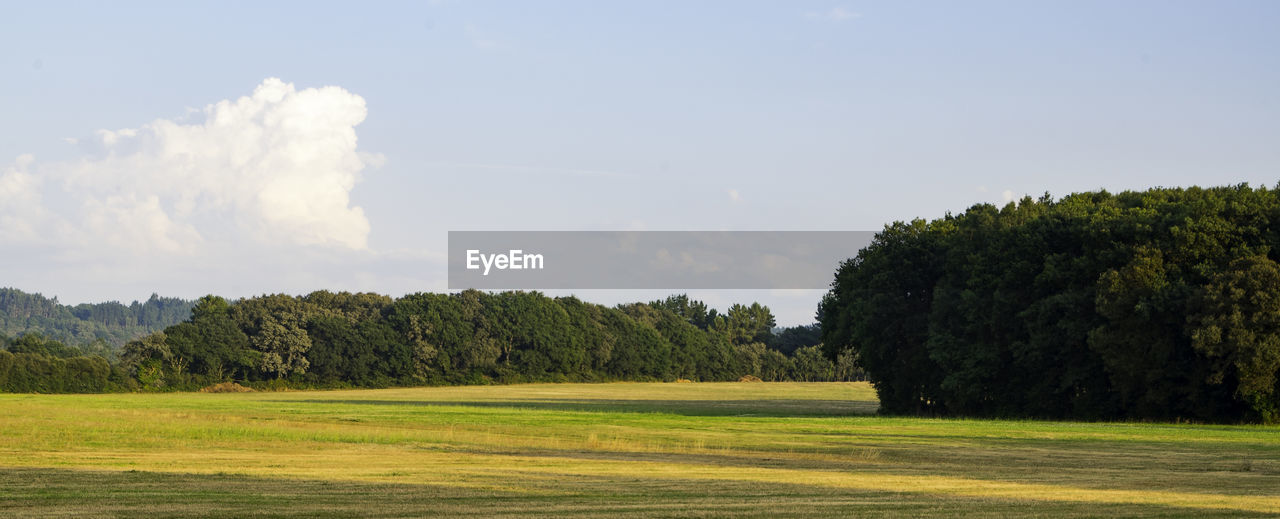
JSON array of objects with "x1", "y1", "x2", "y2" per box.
[
  {"x1": 820, "y1": 184, "x2": 1280, "y2": 424},
  {"x1": 0, "y1": 288, "x2": 193, "y2": 348},
  {"x1": 0, "y1": 292, "x2": 855, "y2": 393}
]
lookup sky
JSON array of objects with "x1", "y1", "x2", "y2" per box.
[{"x1": 1, "y1": 1, "x2": 1278, "y2": 325}]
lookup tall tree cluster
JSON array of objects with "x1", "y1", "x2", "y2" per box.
[{"x1": 820, "y1": 185, "x2": 1280, "y2": 423}]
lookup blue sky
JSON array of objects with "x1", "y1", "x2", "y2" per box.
[{"x1": 1, "y1": 1, "x2": 1278, "y2": 324}]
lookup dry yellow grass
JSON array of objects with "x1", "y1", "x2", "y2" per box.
[{"x1": 199, "y1": 381, "x2": 254, "y2": 393}]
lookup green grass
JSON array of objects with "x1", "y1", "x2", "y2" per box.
[{"x1": 1, "y1": 382, "x2": 1278, "y2": 517}]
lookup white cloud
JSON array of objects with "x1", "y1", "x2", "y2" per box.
[
  {"x1": 8, "y1": 78, "x2": 377, "y2": 255},
  {"x1": 81, "y1": 194, "x2": 203, "y2": 255},
  {"x1": 727, "y1": 188, "x2": 742, "y2": 202},
  {"x1": 0, "y1": 154, "x2": 48, "y2": 243},
  {"x1": 1002, "y1": 189, "x2": 1015, "y2": 203}
]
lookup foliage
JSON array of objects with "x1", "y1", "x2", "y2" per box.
[
  {"x1": 4, "y1": 290, "x2": 848, "y2": 393},
  {"x1": 0, "y1": 288, "x2": 193, "y2": 347},
  {"x1": 820, "y1": 184, "x2": 1280, "y2": 422}
]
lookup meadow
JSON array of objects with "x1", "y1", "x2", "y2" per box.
[{"x1": 1, "y1": 382, "x2": 1278, "y2": 518}]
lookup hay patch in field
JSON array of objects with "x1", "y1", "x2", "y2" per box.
[{"x1": 199, "y1": 382, "x2": 254, "y2": 393}]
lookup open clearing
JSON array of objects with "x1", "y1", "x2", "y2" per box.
[{"x1": 1, "y1": 382, "x2": 1278, "y2": 518}]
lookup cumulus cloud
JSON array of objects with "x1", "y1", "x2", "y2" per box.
[
  {"x1": 0, "y1": 154, "x2": 48, "y2": 243},
  {"x1": 6, "y1": 78, "x2": 377, "y2": 255}
]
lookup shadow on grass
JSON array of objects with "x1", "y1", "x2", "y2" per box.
[
  {"x1": 493, "y1": 442, "x2": 1280, "y2": 501},
  {"x1": 296, "y1": 398, "x2": 878, "y2": 417},
  {"x1": 0, "y1": 466, "x2": 1262, "y2": 518}
]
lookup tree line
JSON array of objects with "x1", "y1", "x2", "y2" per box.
[
  {"x1": 820, "y1": 184, "x2": 1280, "y2": 423},
  {"x1": 1, "y1": 292, "x2": 858, "y2": 393},
  {"x1": 0, "y1": 288, "x2": 193, "y2": 348},
  {"x1": 0, "y1": 332, "x2": 129, "y2": 392}
]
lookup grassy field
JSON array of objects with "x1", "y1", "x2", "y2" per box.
[{"x1": 1, "y1": 382, "x2": 1278, "y2": 518}]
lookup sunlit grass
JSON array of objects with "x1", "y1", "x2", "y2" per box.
[{"x1": 2, "y1": 382, "x2": 1278, "y2": 517}]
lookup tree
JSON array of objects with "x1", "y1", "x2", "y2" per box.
[
  {"x1": 7, "y1": 332, "x2": 81, "y2": 358},
  {"x1": 306, "y1": 316, "x2": 368, "y2": 384},
  {"x1": 819, "y1": 184, "x2": 1280, "y2": 422},
  {"x1": 231, "y1": 295, "x2": 317, "y2": 379},
  {"x1": 1190, "y1": 255, "x2": 1280, "y2": 422},
  {"x1": 770, "y1": 324, "x2": 820, "y2": 356},
  {"x1": 650, "y1": 294, "x2": 713, "y2": 329},
  {"x1": 254, "y1": 319, "x2": 311, "y2": 378},
  {"x1": 821, "y1": 219, "x2": 948, "y2": 415},
  {"x1": 719, "y1": 303, "x2": 776, "y2": 346},
  {"x1": 791, "y1": 346, "x2": 835, "y2": 382}
]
